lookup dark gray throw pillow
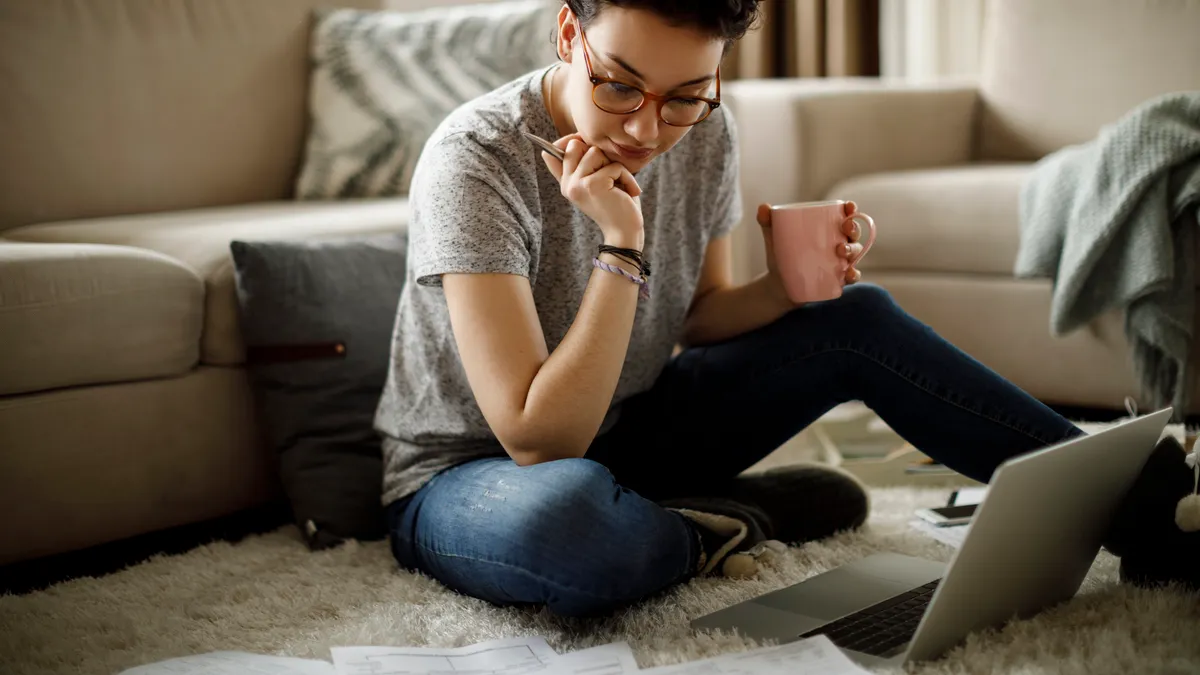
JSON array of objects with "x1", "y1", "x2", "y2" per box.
[{"x1": 230, "y1": 232, "x2": 407, "y2": 550}]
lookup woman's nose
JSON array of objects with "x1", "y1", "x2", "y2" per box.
[{"x1": 623, "y1": 103, "x2": 660, "y2": 145}]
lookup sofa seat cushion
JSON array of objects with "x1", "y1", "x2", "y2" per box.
[
  {"x1": 0, "y1": 242, "x2": 203, "y2": 395},
  {"x1": 829, "y1": 163, "x2": 1031, "y2": 276},
  {"x1": 4, "y1": 200, "x2": 411, "y2": 366}
]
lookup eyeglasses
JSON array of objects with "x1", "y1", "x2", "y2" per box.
[{"x1": 577, "y1": 23, "x2": 721, "y2": 127}]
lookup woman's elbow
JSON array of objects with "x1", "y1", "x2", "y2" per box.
[{"x1": 495, "y1": 422, "x2": 588, "y2": 467}]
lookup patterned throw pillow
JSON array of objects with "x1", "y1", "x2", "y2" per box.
[{"x1": 295, "y1": 0, "x2": 558, "y2": 200}]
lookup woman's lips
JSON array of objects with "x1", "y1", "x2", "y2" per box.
[{"x1": 612, "y1": 141, "x2": 654, "y2": 160}]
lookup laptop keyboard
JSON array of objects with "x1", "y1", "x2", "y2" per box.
[{"x1": 798, "y1": 579, "x2": 941, "y2": 658}]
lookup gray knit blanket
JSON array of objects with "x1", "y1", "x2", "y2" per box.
[{"x1": 1015, "y1": 92, "x2": 1200, "y2": 417}]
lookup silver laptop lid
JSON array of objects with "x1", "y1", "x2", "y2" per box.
[{"x1": 904, "y1": 408, "x2": 1173, "y2": 663}]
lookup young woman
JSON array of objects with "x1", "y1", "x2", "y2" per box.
[{"x1": 375, "y1": 0, "x2": 1191, "y2": 616}]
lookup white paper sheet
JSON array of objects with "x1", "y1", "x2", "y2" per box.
[
  {"x1": 552, "y1": 642, "x2": 640, "y2": 675},
  {"x1": 639, "y1": 636, "x2": 871, "y2": 675},
  {"x1": 117, "y1": 651, "x2": 334, "y2": 675},
  {"x1": 332, "y1": 636, "x2": 560, "y2": 675},
  {"x1": 949, "y1": 486, "x2": 988, "y2": 507}
]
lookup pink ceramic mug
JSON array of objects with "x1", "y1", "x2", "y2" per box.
[{"x1": 770, "y1": 200, "x2": 877, "y2": 303}]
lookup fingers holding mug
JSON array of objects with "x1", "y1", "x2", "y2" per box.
[
  {"x1": 841, "y1": 216, "x2": 862, "y2": 242},
  {"x1": 842, "y1": 212, "x2": 877, "y2": 265},
  {"x1": 756, "y1": 203, "x2": 773, "y2": 227},
  {"x1": 839, "y1": 242, "x2": 865, "y2": 260}
]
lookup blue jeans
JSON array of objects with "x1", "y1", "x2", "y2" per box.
[{"x1": 388, "y1": 284, "x2": 1082, "y2": 616}]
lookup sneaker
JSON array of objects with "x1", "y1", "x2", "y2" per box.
[
  {"x1": 662, "y1": 463, "x2": 870, "y2": 578},
  {"x1": 726, "y1": 463, "x2": 870, "y2": 545},
  {"x1": 663, "y1": 496, "x2": 786, "y2": 579}
]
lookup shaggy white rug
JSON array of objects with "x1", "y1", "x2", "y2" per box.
[{"x1": 2, "y1": 487, "x2": 1198, "y2": 675}]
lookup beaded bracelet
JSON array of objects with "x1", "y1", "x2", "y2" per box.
[{"x1": 593, "y1": 257, "x2": 651, "y2": 300}]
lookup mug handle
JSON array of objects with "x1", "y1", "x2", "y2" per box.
[{"x1": 844, "y1": 213, "x2": 877, "y2": 265}]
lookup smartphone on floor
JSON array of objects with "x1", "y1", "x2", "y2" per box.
[{"x1": 915, "y1": 503, "x2": 978, "y2": 527}]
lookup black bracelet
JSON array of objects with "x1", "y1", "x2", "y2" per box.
[
  {"x1": 613, "y1": 253, "x2": 650, "y2": 278},
  {"x1": 598, "y1": 245, "x2": 651, "y2": 277},
  {"x1": 606, "y1": 252, "x2": 644, "y2": 275}
]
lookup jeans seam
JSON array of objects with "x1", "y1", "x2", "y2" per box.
[
  {"x1": 410, "y1": 538, "x2": 693, "y2": 603},
  {"x1": 728, "y1": 344, "x2": 1063, "y2": 448}
]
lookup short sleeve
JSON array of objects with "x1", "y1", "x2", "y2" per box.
[
  {"x1": 409, "y1": 132, "x2": 533, "y2": 287},
  {"x1": 709, "y1": 106, "x2": 744, "y2": 240}
]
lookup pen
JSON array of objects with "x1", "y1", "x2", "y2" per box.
[{"x1": 522, "y1": 132, "x2": 565, "y2": 161}]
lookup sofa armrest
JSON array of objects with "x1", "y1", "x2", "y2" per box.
[
  {"x1": 722, "y1": 78, "x2": 981, "y2": 282},
  {"x1": 4, "y1": 199, "x2": 411, "y2": 366},
  {"x1": 726, "y1": 77, "x2": 981, "y2": 202}
]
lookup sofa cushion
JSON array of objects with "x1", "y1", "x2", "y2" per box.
[
  {"x1": 230, "y1": 233, "x2": 407, "y2": 549},
  {"x1": 3, "y1": 200, "x2": 410, "y2": 366},
  {"x1": 0, "y1": 0, "x2": 386, "y2": 233},
  {"x1": 829, "y1": 164, "x2": 1031, "y2": 276},
  {"x1": 0, "y1": 242, "x2": 203, "y2": 396},
  {"x1": 978, "y1": 0, "x2": 1200, "y2": 161}
]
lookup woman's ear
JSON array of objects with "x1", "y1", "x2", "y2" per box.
[{"x1": 555, "y1": 5, "x2": 577, "y2": 63}]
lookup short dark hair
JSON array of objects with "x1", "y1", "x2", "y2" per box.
[{"x1": 564, "y1": 0, "x2": 763, "y2": 43}]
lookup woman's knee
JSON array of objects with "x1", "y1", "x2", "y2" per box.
[
  {"x1": 838, "y1": 283, "x2": 898, "y2": 313},
  {"x1": 769, "y1": 283, "x2": 906, "y2": 349},
  {"x1": 775, "y1": 283, "x2": 899, "y2": 329},
  {"x1": 505, "y1": 457, "x2": 681, "y2": 560},
  {"x1": 809, "y1": 283, "x2": 913, "y2": 342},
  {"x1": 491, "y1": 459, "x2": 694, "y2": 616},
  {"x1": 511, "y1": 458, "x2": 620, "y2": 517}
]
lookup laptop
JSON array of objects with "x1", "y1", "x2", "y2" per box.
[{"x1": 690, "y1": 407, "x2": 1173, "y2": 668}]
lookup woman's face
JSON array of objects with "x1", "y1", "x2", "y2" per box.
[{"x1": 553, "y1": 5, "x2": 725, "y2": 174}]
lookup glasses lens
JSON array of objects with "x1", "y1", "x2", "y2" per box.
[
  {"x1": 661, "y1": 98, "x2": 711, "y2": 126},
  {"x1": 593, "y1": 82, "x2": 644, "y2": 113}
]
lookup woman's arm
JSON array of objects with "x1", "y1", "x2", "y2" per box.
[
  {"x1": 444, "y1": 246, "x2": 641, "y2": 466},
  {"x1": 443, "y1": 134, "x2": 646, "y2": 467},
  {"x1": 682, "y1": 235, "x2": 793, "y2": 347}
]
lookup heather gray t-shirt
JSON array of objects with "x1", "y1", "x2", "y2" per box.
[{"x1": 375, "y1": 65, "x2": 743, "y2": 505}]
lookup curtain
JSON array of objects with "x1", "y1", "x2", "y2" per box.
[
  {"x1": 725, "y1": 0, "x2": 880, "y2": 79},
  {"x1": 879, "y1": 0, "x2": 988, "y2": 80}
]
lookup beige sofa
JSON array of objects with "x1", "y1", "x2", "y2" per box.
[
  {"x1": 1, "y1": 0, "x2": 1197, "y2": 567},
  {"x1": 723, "y1": 0, "x2": 1200, "y2": 413}
]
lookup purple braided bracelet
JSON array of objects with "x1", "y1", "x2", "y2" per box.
[{"x1": 593, "y1": 257, "x2": 650, "y2": 300}]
